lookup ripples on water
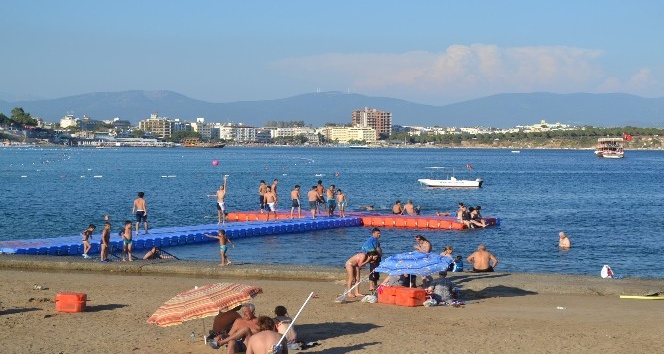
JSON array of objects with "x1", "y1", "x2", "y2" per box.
[{"x1": 1, "y1": 146, "x2": 663, "y2": 278}]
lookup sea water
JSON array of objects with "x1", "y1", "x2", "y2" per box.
[{"x1": 1, "y1": 146, "x2": 663, "y2": 278}]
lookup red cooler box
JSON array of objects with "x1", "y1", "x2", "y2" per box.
[
  {"x1": 394, "y1": 287, "x2": 427, "y2": 307},
  {"x1": 377, "y1": 286, "x2": 398, "y2": 304},
  {"x1": 55, "y1": 292, "x2": 87, "y2": 313}
]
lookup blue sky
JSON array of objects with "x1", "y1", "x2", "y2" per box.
[{"x1": 1, "y1": 0, "x2": 662, "y2": 105}]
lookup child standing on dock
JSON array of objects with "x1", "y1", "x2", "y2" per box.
[
  {"x1": 204, "y1": 230, "x2": 235, "y2": 266},
  {"x1": 336, "y1": 189, "x2": 347, "y2": 218},
  {"x1": 81, "y1": 224, "x2": 96, "y2": 259},
  {"x1": 122, "y1": 220, "x2": 133, "y2": 261}
]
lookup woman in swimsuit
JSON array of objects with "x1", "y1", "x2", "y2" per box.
[{"x1": 344, "y1": 251, "x2": 379, "y2": 298}]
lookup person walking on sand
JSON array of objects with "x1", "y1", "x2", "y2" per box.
[
  {"x1": 81, "y1": 224, "x2": 96, "y2": 259},
  {"x1": 204, "y1": 229, "x2": 235, "y2": 266},
  {"x1": 100, "y1": 222, "x2": 111, "y2": 262},
  {"x1": 559, "y1": 231, "x2": 571, "y2": 249},
  {"x1": 290, "y1": 185, "x2": 301, "y2": 219},
  {"x1": 336, "y1": 188, "x2": 347, "y2": 218},
  {"x1": 307, "y1": 186, "x2": 318, "y2": 219},
  {"x1": 132, "y1": 191, "x2": 148, "y2": 235},
  {"x1": 264, "y1": 186, "x2": 278, "y2": 220},
  {"x1": 258, "y1": 180, "x2": 268, "y2": 213},
  {"x1": 345, "y1": 251, "x2": 379, "y2": 298},
  {"x1": 467, "y1": 244, "x2": 498, "y2": 272},
  {"x1": 208, "y1": 175, "x2": 228, "y2": 224},
  {"x1": 122, "y1": 220, "x2": 133, "y2": 261}
]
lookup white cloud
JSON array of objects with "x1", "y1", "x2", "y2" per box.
[{"x1": 271, "y1": 44, "x2": 661, "y2": 103}]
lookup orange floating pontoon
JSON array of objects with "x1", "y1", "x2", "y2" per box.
[{"x1": 226, "y1": 211, "x2": 499, "y2": 230}]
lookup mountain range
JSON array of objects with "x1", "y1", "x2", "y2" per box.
[{"x1": 1, "y1": 90, "x2": 663, "y2": 128}]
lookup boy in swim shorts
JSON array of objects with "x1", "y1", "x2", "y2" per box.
[
  {"x1": 336, "y1": 189, "x2": 347, "y2": 218},
  {"x1": 290, "y1": 185, "x2": 301, "y2": 219},
  {"x1": 204, "y1": 230, "x2": 235, "y2": 266},
  {"x1": 122, "y1": 220, "x2": 133, "y2": 261}
]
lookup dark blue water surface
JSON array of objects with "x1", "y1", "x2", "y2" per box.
[{"x1": 1, "y1": 146, "x2": 663, "y2": 278}]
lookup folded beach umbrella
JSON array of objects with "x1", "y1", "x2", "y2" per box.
[
  {"x1": 375, "y1": 251, "x2": 453, "y2": 277},
  {"x1": 147, "y1": 282, "x2": 262, "y2": 327}
]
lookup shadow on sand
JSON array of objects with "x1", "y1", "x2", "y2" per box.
[
  {"x1": 449, "y1": 273, "x2": 538, "y2": 299},
  {"x1": 312, "y1": 342, "x2": 382, "y2": 354},
  {"x1": 1, "y1": 307, "x2": 42, "y2": 315},
  {"x1": 85, "y1": 303, "x2": 128, "y2": 312},
  {"x1": 297, "y1": 321, "x2": 381, "y2": 342}
]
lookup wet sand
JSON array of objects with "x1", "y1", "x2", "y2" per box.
[{"x1": 1, "y1": 255, "x2": 662, "y2": 354}]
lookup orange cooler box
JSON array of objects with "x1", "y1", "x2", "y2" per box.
[
  {"x1": 55, "y1": 292, "x2": 87, "y2": 313},
  {"x1": 378, "y1": 286, "x2": 398, "y2": 304},
  {"x1": 394, "y1": 287, "x2": 427, "y2": 307}
]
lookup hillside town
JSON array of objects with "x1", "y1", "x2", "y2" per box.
[{"x1": 1, "y1": 106, "x2": 586, "y2": 147}]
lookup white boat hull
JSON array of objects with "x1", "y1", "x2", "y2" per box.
[{"x1": 418, "y1": 178, "x2": 483, "y2": 188}]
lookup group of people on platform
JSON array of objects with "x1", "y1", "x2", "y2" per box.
[{"x1": 438, "y1": 202, "x2": 488, "y2": 229}]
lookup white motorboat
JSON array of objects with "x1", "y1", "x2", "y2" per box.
[{"x1": 418, "y1": 167, "x2": 483, "y2": 188}]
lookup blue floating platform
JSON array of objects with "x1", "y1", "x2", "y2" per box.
[{"x1": 0, "y1": 216, "x2": 363, "y2": 256}]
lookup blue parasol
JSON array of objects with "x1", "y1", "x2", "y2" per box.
[{"x1": 375, "y1": 251, "x2": 453, "y2": 277}]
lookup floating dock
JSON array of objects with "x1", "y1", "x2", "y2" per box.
[
  {"x1": 0, "y1": 211, "x2": 499, "y2": 256},
  {"x1": 0, "y1": 216, "x2": 363, "y2": 256}
]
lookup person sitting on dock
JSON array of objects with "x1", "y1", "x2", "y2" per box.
[
  {"x1": 456, "y1": 202, "x2": 465, "y2": 221},
  {"x1": 459, "y1": 205, "x2": 472, "y2": 228},
  {"x1": 142, "y1": 246, "x2": 176, "y2": 260},
  {"x1": 392, "y1": 200, "x2": 403, "y2": 215},
  {"x1": 403, "y1": 200, "x2": 416, "y2": 215},
  {"x1": 469, "y1": 207, "x2": 487, "y2": 228}
]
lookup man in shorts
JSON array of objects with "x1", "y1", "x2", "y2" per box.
[
  {"x1": 307, "y1": 186, "x2": 318, "y2": 219},
  {"x1": 290, "y1": 185, "x2": 301, "y2": 219},
  {"x1": 132, "y1": 191, "x2": 148, "y2": 235},
  {"x1": 100, "y1": 222, "x2": 111, "y2": 262},
  {"x1": 326, "y1": 185, "x2": 336, "y2": 216},
  {"x1": 258, "y1": 180, "x2": 267, "y2": 213},
  {"x1": 362, "y1": 228, "x2": 383, "y2": 292},
  {"x1": 208, "y1": 175, "x2": 228, "y2": 224},
  {"x1": 264, "y1": 186, "x2": 277, "y2": 220}
]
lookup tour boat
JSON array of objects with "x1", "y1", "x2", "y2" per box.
[{"x1": 595, "y1": 138, "x2": 624, "y2": 159}]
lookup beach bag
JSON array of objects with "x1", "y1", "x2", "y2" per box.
[{"x1": 600, "y1": 265, "x2": 614, "y2": 278}]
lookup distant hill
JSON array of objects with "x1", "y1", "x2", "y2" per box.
[{"x1": 1, "y1": 90, "x2": 663, "y2": 127}]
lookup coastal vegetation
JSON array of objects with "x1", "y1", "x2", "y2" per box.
[{"x1": 3, "y1": 106, "x2": 664, "y2": 149}]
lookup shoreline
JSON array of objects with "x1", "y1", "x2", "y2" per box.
[
  {"x1": 2, "y1": 255, "x2": 662, "y2": 297},
  {"x1": 2, "y1": 256, "x2": 663, "y2": 353}
]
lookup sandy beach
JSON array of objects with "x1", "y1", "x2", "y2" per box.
[{"x1": 1, "y1": 255, "x2": 662, "y2": 354}]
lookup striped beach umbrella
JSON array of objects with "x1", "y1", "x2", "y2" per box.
[{"x1": 147, "y1": 282, "x2": 262, "y2": 327}]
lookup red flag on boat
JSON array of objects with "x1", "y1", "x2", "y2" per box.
[
  {"x1": 623, "y1": 132, "x2": 633, "y2": 141},
  {"x1": 466, "y1": 164, "x2": 473, "y2": 169}
]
